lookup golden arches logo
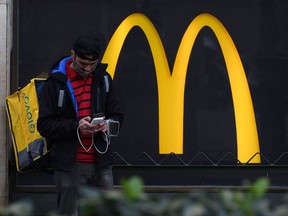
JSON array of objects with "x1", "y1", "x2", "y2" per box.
[{"x1": 102, "y1": 13, "x2": 260, "y2": 163}]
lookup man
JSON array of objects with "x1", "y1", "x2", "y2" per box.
[{"x1": 37, "y1": 33, "x2": 124, "y2": 215}]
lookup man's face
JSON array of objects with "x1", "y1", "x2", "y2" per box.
[{"x1": 71, "y1": 50, "x2": 98, "y2": 78}]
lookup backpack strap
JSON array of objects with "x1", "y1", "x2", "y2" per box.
[
  {"x1": 94, "y1": 75, "x2": 110, "y2": 115},
  {"x1": 56, "y1": 87, "x2": 66, "y2": 115},
  {"x1": 104, "y1": 75, "x2": 109, "y2": 93},
  {"x1": 57, "y1": 90, "x2": 65, "y2": 108}
]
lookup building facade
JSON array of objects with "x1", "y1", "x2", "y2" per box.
[{"x1": 0, "y1": 0, "x2": 12, "y2": 206}]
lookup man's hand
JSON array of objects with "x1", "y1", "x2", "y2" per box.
[
  {"x1": 79, "y1": 116, "x2": 107, "y2": 134},
  {"x1": 95, "y1": 121, "x2": 108, "y2": 133}
]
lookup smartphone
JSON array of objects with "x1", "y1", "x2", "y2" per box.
[{"x1": 91, "y1": 116, "x2": 104, "y2": 124}]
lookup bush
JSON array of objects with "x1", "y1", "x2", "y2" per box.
[
  {"x1": 3, "y1": 177, "x2": 288, "y2": 216},
  {"x1": 0, "y1": 200, "x2": 33, "y2": 216},
  {"x1": 78, "y1": 176, "x2": 288, "y2": 216}
]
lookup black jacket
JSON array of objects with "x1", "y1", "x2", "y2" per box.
[{"x1": 37, "y1": 57, "x2": 124, "y2": 172}]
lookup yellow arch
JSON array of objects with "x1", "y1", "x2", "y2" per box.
[{"x1": 102, "y1": 13, "x2": 260, "y2": 163}]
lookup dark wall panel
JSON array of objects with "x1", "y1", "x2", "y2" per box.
[{"x1": 17, "y1": 0, "x2": 288, "y2": 169}]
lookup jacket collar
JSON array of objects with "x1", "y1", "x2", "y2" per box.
[{"x1": 49, "y1": 56, "x2": 108, "y2": 84}]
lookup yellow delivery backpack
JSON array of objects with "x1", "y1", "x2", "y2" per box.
[{"x1": 6, "y1": 78, "x2": 51, "y2": 173}]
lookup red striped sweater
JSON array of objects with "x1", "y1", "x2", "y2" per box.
[{"x1": 66, "y1": 60, "x2": 97, "y2": 162}]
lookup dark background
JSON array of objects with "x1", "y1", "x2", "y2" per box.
[{"x1": 11, "y1": 0, "x2": 288, "y2": 190}]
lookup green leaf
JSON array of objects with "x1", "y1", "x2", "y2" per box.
[
  {"x1": 121, "y1": 176, "x2": 144, "y2": 201},
  {"x1": 250, "y1": 178, "x2": 269, "y2": 199}
]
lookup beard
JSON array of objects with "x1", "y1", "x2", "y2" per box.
[{"x1": 72, "y1": 61, "x2": 93, "y2": 79}]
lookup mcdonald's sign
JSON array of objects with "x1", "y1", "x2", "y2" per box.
[{"x1": 102, "y1": 13, "x2": 260, "y2": 163}]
